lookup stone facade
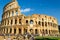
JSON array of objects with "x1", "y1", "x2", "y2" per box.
[
  {"x1": 0, "y1": 0, "x2": 59, "y2": 36},
  {"x1": 58, "y1": 25, "x2": 60, "y2": 33}
]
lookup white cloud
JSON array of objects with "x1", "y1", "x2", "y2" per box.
[{"x1": 21, "y1": 8, "x2": 31, "y2": 12}]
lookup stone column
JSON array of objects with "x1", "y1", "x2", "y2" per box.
[
  {"x1": 6, "y1": 20, "x2": 7, "y2": 26},
  {"x1": 8, "y1": 28, "x2": 10, "y2": 34},
  {"x1": 22, "y1": 27, "x2": 24, "y2": 34},
  {"x1": 16, "y1": 28, "x2": 19, "y2": 34},
  {"x1": 8, "y1": 12, "x2": 9, "y2": 17},
  {"x1": 17, "y1": 18, "x2": 19, "y2": 25},
  {"x1": 33, "y1": 29, "x2": 35, "y2": 35},
  {"x1": 27, "y1": 27, "x2": 30, "y2": 34},
  {"x1": 40, "y1": 22, "x2": 42, "y2": 27},
  {"x1": 9, "y1": 19, "x2": 11, "y2": 26},
  {"x1": 50, "y1": 30, "x2": 52, "y2": 35},
  {"x1": 2, "y1": 28, "x2": 5, "y2": 33},
  {"x1": 10, "y1": 11, "x2": 12, "y2": 17},
  {"x1": 5, "y1": 28, "x2": 7, "y2": 34},
  {"x1": 14, "y1": 10, "x2": 16, "y2": 16},
  {"x1": 41, "y1": 21, "x2": 42, "y2": 27},
  {"x1": 37, "y1": 29, "x2": 39, "y2": 34},
  {"x1": 40, "y1": 29, "x2": 42, "y2": 36},
  {"x1": 18, "y1": 9, "x2": 21, "y2": 15},
  {"x1": 12, "y1": 27, "x2": 14, "y2": 34},
  {"x1": 48, "y1": 29, "x2": 49, "y2": 35},
  {"x1": 38, "y1": 29, "x2": 40, "y2": 35}
]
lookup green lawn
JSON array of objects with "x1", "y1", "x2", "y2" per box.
[{"x1": 35, "y1": 36, "x2": 60, "y2": 40}]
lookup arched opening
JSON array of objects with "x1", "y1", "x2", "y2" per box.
[
  {"x1": 19, "y1": 29, "x2": 21, "y2": 34},
  {"x1": 24, "y1": 29, "x2": 27, "y2": 34},
  {"x1": 26, "y1": 20, "x2": 28, "y2": 24},
  {"x1": 45, "y1": 22, "x2": 47, "y2": 26},
  {"x1": 49, "y1": 30, "x2": 50, "y2": 34},
  {"x1": 42, "y1": 22, "x2": 44, "y2": 26},
  {"x1": 15, "y1": 19, "x2": 17, "y2": 24},
  {"x1": 30, "y1": 20, "x2": 33, "y2": 24},
  {"x1": 35, "y1": 21, "x2": 37, "y2": 24},
  {"x1": 19, "y1": 19, "x2": 21, "y2": 24},
  {"x1": 10, "y1": 28, "x2": 12, "y2": 33},
  {"x1": 14, "y1": 29, "x2": 16, "y2": 34},
  {"x1": 30, "y1": 29, "x2": 33, "y2": 34},
  {"x1": 5, "y1": 20, "x2": 6, "y2": 25},
  {"x1": 46, "y1": 29, "x2": 48, "y2": 34},
  {"x1": 4, "y1": 28, "x2": 5, "y2": 33},
  {"x1": 30, "y1": 29, "x2": 33, "y2": 32},
  {"x1": 38, "y1": 21, "x2": 41, "y2": 25},
  {"x1": 11, "y1": 20, "x2": 13, "y2": 25},
  {"x1": 35, "y1": 29, "x2": 38, "y2": 34},
  {"x1": 42, "y1": 29, "x2": 45, "y2": 35},
  {"x1": 16, "y1": 10, "x2": 18, "y2": 15},
  {"x1": 42, "y1": 18, "x2": 44, "y2": 21}
]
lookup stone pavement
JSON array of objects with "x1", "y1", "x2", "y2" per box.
[{"x1": 0, "y1": 36, "x2": 35, "y2": 40}]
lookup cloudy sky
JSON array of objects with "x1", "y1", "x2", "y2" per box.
[{"x1": 0, "y1": 0, "x2": 60, "y2": 25}]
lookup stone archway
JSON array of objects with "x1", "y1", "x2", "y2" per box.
[
  {"x1": 19, "y1": 28, "x2": 21, "y2": 34},
  {"x1": 10, "y1": 28, "x2": 12, "y2": 34},
  {"x1": 14, "y1": 28, "x2": 16, "y2": 34},
  {"x1": 49, "y1": 30, "x2": 50, "y2": 34},
  {"x1": 30, "y1": 29, "x2": 33, "y2": 34},
  {"x1": 45, "y1": 29, "x2": 48, "y2": 34},
  {"x1": 35, "y1": 29, "x2": 38, "y2": 34},
  {"x1": 24, "y1": 29, "x2": 27, "y2": 34}
]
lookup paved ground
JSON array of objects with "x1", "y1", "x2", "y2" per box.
[{"x1": 0, "y1": 36, "x2": 34, "y2": 40}]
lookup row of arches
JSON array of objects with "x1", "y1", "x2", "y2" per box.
[
  {"x1": 3, "y1": 9, "x2": 20, "y2": 19},
  {"x1": 2, "y1": 19, "x2": 57, "y2": 27},
  {"x1": 3, "y1": 28, "x2": 52, "y2": 35}
]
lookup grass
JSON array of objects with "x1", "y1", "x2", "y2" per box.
[{"x1": 35, "y1": 36, "x2": 60, "y2": 40}]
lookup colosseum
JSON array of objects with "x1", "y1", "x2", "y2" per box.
[{"x1": 0, "y1": 0, "x2": 59, "y2": 38}]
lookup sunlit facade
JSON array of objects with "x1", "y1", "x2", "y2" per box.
[{"x1": 1, "y1": 0, "x2": 59, "y2": 36}]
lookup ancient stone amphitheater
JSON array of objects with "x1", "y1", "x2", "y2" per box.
[{"x1": 0, "y1": 0, "x2": 59, "y2": 40}]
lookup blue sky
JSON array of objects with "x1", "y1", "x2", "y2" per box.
[{"x1": 0, "y1": 0, "x2": 60, "y2": 25}]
